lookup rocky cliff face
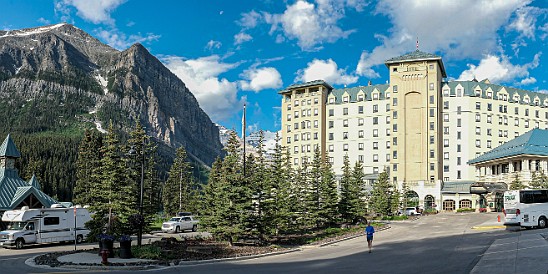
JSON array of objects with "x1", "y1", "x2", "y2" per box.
[{"x1": 0, "y1": 23, "x2": 222, "y2": 165}]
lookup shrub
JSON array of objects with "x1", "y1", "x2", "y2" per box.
[
  {"x1": 132, "y1": 245, "x2": 162, "y2": 260},
  {"x1": 456, "y1": 208, "x2": 475, "y2": 213}
]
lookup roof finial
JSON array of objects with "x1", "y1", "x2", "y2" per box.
[{"x1": 416, "y1": 37, "x2": 419, "y2": 51}]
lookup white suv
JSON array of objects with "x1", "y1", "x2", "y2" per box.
[
  {"x1": 161, "y1": 216, "x2": 199, "y2": 233},
  {"x1": 404, "y1": 207, "x2": 421, "y2": 216}
]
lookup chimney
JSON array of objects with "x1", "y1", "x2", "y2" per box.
[{"x1": 368, "y1": 80, "x2": 372, "y2": 86}]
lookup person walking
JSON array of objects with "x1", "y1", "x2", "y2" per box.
[{"x1": 365, "y1": 222, "x2": 375, "y2": 253}]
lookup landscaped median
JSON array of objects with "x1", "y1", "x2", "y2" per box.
[{"x1": 30, "y1": 222, "x2": 391, "y2": 269}]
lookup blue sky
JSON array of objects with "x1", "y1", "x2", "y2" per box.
[{"x1": 2, "y1": 0, "x2": 548, "y2": 135}]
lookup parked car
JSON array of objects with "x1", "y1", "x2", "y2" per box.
[
  {"x1": 404, "y1": 207, "x2": 421, "y2": 216},
  {"x1": 161, "y1": 216, "x2": 199, "y2": 233}
]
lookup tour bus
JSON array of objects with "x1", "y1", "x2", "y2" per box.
[
  {"x1": 0, "y1": 205, "x2": 91, "y2": 249},
  {"x1": 504, "y1": 189, "x2": 548, "y2": 229}
]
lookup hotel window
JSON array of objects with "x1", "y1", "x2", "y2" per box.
[
  {"x1": 393, "y1": 151, "x2": 398, "y2": 159},
  {"x1": 393, "y1": 85, "x2": 398, "y2": 93},
  {"x1": 457, "y1": 131, "x2": 461, "y2": 139},
  {"x1": 373, "y1": 167, "x2": 379, "y2": 174},
  {"x1": 307, "y1": 145, "x2": 311, "y2": 152},
  {"x1": 359, "y1": 130, "x2": 364, "y2": 138},
  {"x1": 358, "y1": 143, "x2": 364, "y2": 150},
  {"x1": 393, "y1": 137, "x2": 398, "y2": 145},
  {"x1": 301, "y1": 121, "x2": 305, "y2": 128},
  {"x1": 373, "y1": 142, "x2": 378, "y2": 150},
  {"x1": 314, "y1": 98, "x2": 318, "y2": 104},
  {"x1": 329, "y1": 98, "x2": 334, "y2": 104},
  {"x1": 328, "y1": 121, "x2": 333, "y2": 128},
  {"x1": 475, "y1": 113, "x2": 481, "y2": 122},
  {"x1": 343, "y1": 108, "x2": 348, "y2": 115},
  {"x1": 314, "y1": 108, "x2": 318, "y2": 116},
  {"x1": 314, "y1": 120, "x2": 318, "y2": 128},
  {"x1": 457, "y1": 144, "x2": 461, "y2": 152},
  {"x1": 373, "y1": 129, "x2": 378, "y2": 137},
  {"x1": 429, "y1": 83, "x2": 435, "y2": 91},
  {"x1": 430, "y1": 150, "x2": 435, "y2": 158},
  {"x1": 457, "y1": 118, "x2": 461, "y2": 127},
  {"x1": 393, "y1": 124, "x2": 397, "y2": 132},
  {"x1": 487, "y1": 140, "x2": 492, "y2": 148},
  {"x1": 504, "y1": 130, "x2": 508, "y2": 137},
  {"x1": 504, "y1": 116, "x2": 508, "y2": 125},
  {"x1": 429, "y1": 64, "x2": 434, "y2": 70},
  {"x1": 358, "y1": 106, "x2": 364, "y2": 114},
  {"x1": 498, "y1": 116, "x2": 503, "y2": 125},
  {"x1": 515, "y1": 118, "x2": 519, "y2": 126},
  {"x1": 476, "y1": 102, "x2": 481, "y2": 110},
  {"x1": 373, "y1": 104, "x2": 378, "y2": 113},
  {"x1": 329, "y1": 109, "x2": 334, "y2": 116},
  {"x1": 343, "y1": 96, "x2": 349, "y2": 103},
  {"x1": 306, "y1": 121, "x2": 311, "y2": 128},
  {"x1": 358, "y1": 118, "x2": 364, "y2": 126},
  {"x1": 475, "y1": 139, "x2": 481, "y2": 148},
  {"x1": 373, "y1": 93, "x2": 379, "y2": 99},
  {"x1": 443, "y1": 89, "x2": 449, "y2": 97},
  {"x1": 515, "y1": 107, "x2": 519, "y2": 115},
  {"x1": 525, "y1": 109, "x2": 529, "y2": 116},
  {"x1": 302, "y1": 100, "x2": 306, "y2": 106},
  {"x1": 487, "y1": 129, "x2": 492, "y2": 136},
  {"x1": 287, "y1": 137, "x2": 291, "y2": 143},
  {"x1": 430, "y1": 108, "x2": 435, "y2": 117},
  {"x1": 386, "y1": 129, "x2": 391, "y2": 136},
  {"x1": 475, "y1": 90, "x2": 481, "y2": 96},
  {"x1": 444, "y1": 152, "x2": 449, "y2": 160},
  {"x1": 457, "y1": 106, "x2": 461, "y2": 114},
  {"x1": 386, "y1": 116, "x2": 391, "y2": 124},
  {"x1": 314, "y1": 133, "x2": 318, "y2": 140},
  {"x1": 443, "y1": 113, "x2": 449, "y2": 122},
  {"x1": 386, "y1": 141, "x2": 391, "y2": 149},
  {"x1": 487, "y1": 91, "x2": 492, "y2": 98},
  {"x1": 386, "y1": 92, "x2": 391, "y2": 99},
  {"x1": 294, "y1": 146, "x2": 299, "y2": 153},
  {"x1": 444, "y1": 165, "x2": 449, "y2": 172},
  {"x1": 457, "y1": 88, "x2": 462, "y2": 97},
  {"x1": 430, "y1": 122, "x2": 435, "y2": 130},
  {"x1": 386, "y1": 103, "x2": 390, "y2": 111},
  {"x1": 343, "y1": 119, "x2": 349, "y2": 127},
  {"x1": 373, "y1": 154, "x2": 379, "y2": 162},
  {"x1": 393, "y1": 111, "x2": 398, "y2": 119},
  {"x1": 536, "y1": 110, "x2": 540, "y2": 118},
  {"x1": 457, "y1": 171, "x2": 462, "y2": 179},
  {"x1": 498, "y1": 130, "x2": 502, "y2": 137},
  {"x1": 444, "y1": 177, "x2": 449, "y2": 181},
  {"x1": 306, "y1": 109, "x2": 311, "y2": 116},
  {"x1": 430, "y1": 95, "x2": 435, "y2": 104},
  {"x1": 393, "y1": 98, "x2": 398, "y2": 106},
  {"x1": 535, "y1": 121, "x2": 540, "y2": 128},
  {"x1": 525, "y1": 120, "x2": 530, "y2": 128},
  {"x1": 444, "y1": 101, "x2": 449, "y2": 109},
  {"x1": 457, "y1": 157, "x2": 461, "y2": 165},
  {"x1": 387, "y1": 154, "x2": 391, "y2": 161},
  {"x1": 358, "y1": 94, "x2": 364, "y2": 101},
  {"x1": 295, "y1": 100, "x2": 299, "y2": 106},
  {"x1": 487, "y1": 103, "x2": 492, "y2": 111},
  {"x1": 373, "y1": 117, "x2": 378, "y2": 124},
  {"x1": 328, "y1": 133, "x2": 333, "y2": 140},
  {"x1": 294, "y1": 158, "x2": 298, "y2": 165},
  {"x1": 444, "y1": 127, "x2": 449, "y2": 134},
  {"x1": 444, "y1": 139, "x2": 449, "y2": 147},
  {"x1": 329, "y1": 157, "x2": 334, "y2": 164},
  {"x1": 343, "y1": 144, "x2": 349, "y2": 151},
  {"x1": 287, "y1": 114, "x2": 292, "y2": 121},
  {"x1": 287, "y1": 125, "x2": 291, "y2": 132},
  {"x1": 343, "y1": 132, "x2": 348, "y2": 139},
  {"x1": 430, "y1": 163, "x2": 435, "y2": 171},
  {"x1": 358, "y1": 155, "x2": 364, "y2": 163},
  {"x1": 287, "y1": 104, "x2": 291, "y2": 110},
  {"x1": 430, "y1": 135, "x2": 434, "y2": 144},
  {"x1": 487, "y1": 115, "x2": 492, "y2": 123}
]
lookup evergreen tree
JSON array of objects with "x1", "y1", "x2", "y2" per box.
[
  {"x1": 510, "y1": 173, "x2": 527, "y2": 190},
  {"x1": 369, "y1": 169, "x2": 396, "y2": 216},
  {"x1": 73, "y1": 129, "x2": 103, "y2": 206},
  {"x1": 199, "y1": 158, "x2": 231, "y2": 239},
  {"x1": 350, "y1": 160, "x2": 367, "y2": 220},
  {"x1": 530, "y1": 170, "x2": 548, "y2": 189},
  {"x1": 319, "y1": 151, "x2": 339, "y2": 227},
  {"x1": 338, "y1": 154, "x2": 353, "y2": 222},
  {"x1": 163, "y1": 146, "x2": 193, "y2": 216}
]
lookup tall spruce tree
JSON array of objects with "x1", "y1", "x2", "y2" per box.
[
  {"x1": 199, "y1": 158, "x2": 231, "y2": 238},
  {"x1": 338, "y1": 154, "x2": 354, "y2": 222},
  {"x1": 163, "y1": 146, "x2": 193, "y2": 216},
  {"x1": 319, "y1": 151, "x2": 339, "y2": 227},
  {"x1": 530, "y1": 170, "x2": 548, "y2": 189},
  {"x1": 369, "y1": 169, "x2": 396, "y2": 216},
  {"x1": 510, "y1": 173, "x2": 527, "y2": 190},
  {"x1": 350, "y1": 160, "x2": 367, "y2": 220},
  {"x1": 73, "y1": 129, "x2": 103, "y2": 206}
]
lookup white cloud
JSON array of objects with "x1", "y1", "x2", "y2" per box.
[
  {"x1": 234, "y1": 32, "x2": 252, "y2": 45},
  {"x1": 37, "y1": 17, "x2": 51, "y2": 25},
  {"x1": 162, "y1": 55, "x2": 245, "y2": 122},
  {"x1": 55, "y1": 0, "x2": 127, "y2": 25},
  {"x1": 508, "y1": 6, "x2": 540, "y2": 39},
  {"x1": 259, "y1": 0, "x2": 365, "y2": 50},
  {"x1": 540, "y1": 22, "x2": 548, "y2": 40},
  {"x1": 206, "y1": 40, "x2": 222, "y2": 50},
  {"x1": 238, "y1": 10, "x2": 262, "y2": 28},
  {"x1": 239, "y1": 67, "x2": 283, "y2": 92},
  {"x1": 520, "y1": 77, "x2": 537, "y2": 85},
  {"x1": 95, "y1": 28, "x2": 160, "y2": 50},
  {"x1": 357, "y1": 0, "x2": 529, "y2": 77},
  {"x1": 457, "y1": 53, "x2": 540, "y2": 84},
  {"x1": 296, "y1": 59, "x2": 358, "y2": 85}
]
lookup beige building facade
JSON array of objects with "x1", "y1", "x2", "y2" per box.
[{"x1": 279, "y1": 50, "x2": 548, "y2": 211}]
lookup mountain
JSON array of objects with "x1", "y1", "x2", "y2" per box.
[{"x1": 0, "y1": 23, "x2": 222, "y2": 166}]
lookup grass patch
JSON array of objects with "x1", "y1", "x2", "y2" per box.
[
  {"x1": 457, "y1": 208, "x2": 475, "y2": 213},
  {"x1": 132, "y1": 245, "x2": 162, "y2": 260},
  {"x1": 380, "y1": 215, "x2": 409, "y2": 221}
]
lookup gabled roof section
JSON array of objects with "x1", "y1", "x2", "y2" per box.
[
  {"x1": 468, "y1": 129, "x2": 548, "y2": 165},
  {"x1": 10, "y1": 186, "x2": 57, "y2": 209},
  {"x1": 385, "y1": 50, "x2": 447, "y2": 77},
  {"x1": 279, "y1": 80, "x2": 333, "y2": 94},
  {"x1": 0, "y1": 134, "x2": 21, "y2": 158},
  {"x1": 444, "y1": 81, "x2": 548, "y2": 105},
  {"x1": 28, "y1": 174, "x2": 40, "y2": 190},
  {"x1": 328, "y1": 84, "x2": 390, "y2": 104},
  {"x1": 0, "y1": 168, "x2": 58, "y2": 210}
]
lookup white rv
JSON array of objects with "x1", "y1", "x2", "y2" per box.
[{"x1": 0, "y1": 205, "x2": 91, "y2": 249}]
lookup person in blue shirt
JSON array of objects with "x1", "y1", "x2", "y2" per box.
[{"x1": 365, "y1": 222, "x2": 375, "y2": 253}]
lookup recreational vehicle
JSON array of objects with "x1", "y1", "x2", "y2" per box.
[{"x1": 0, "y1": 205, "x2": 91, "y2": 249}]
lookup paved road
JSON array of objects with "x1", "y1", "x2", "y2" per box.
[{"x1": 0, "y1": 213, "x2": 518, "y2": 273}]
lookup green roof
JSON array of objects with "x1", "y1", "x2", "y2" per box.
[
  {"x1": 442, "y1": 81, "x2": 548, "y2": 105},
  {"x1": 0, "y1": 168, "x2": 57, "y2": 210},
  {"x1": 441, "y1": 181, "x2": 475, "y2": 194},
  {"x1": 28, "y1": 175, "x2": 40, "y2": 190},
  {"x1": 328, "y1": 84, "x2": 390, "y2": 104},
  {"x1": 385, "y1": 50, "x2": 447, "y2": 77},
  {"x1": 468, "y1": 129, "x2": 548, "y2": 165},
  {"x1": 280, "y1": 80, "x2": 333, "y2": 94},
  {"x1": 0, "y1": 134, "x2": 21, "y2": 158}
]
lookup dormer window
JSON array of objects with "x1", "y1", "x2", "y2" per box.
[
  {"x1": 373, "y1": 93, "x2": 379, "y2": 100},
  {"x1": 329, "y1": 98, "x2": 335, "y2": 104},
  {"x1": 487, "y1": 92, "x2": 492, "y2": 98},
  {"x1": 358, "y1": 94, "x2": 364, "y2": 101},
  {"x1": 343, "y1": 96, "x2": 349, "y2": 103}
]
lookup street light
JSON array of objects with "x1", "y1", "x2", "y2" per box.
[{"x1": 128, "y1": 137, "x2": 145, "y2": 247}]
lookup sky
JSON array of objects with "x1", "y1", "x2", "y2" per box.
[{"x1": 2, "y1": 0, "x2": 548, "y2": 136}]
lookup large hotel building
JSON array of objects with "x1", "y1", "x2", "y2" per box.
[{"x1": 279, "y1": 50, "x2": 548, "y2": 211}]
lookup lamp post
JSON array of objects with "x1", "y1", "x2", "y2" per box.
[{"x1": 128, "y1": 138, "x2": 145, "y2": 247}]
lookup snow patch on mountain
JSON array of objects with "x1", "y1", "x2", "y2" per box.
[{"x1": 0, "y1": 23, "x2": 66, "y2": 38}]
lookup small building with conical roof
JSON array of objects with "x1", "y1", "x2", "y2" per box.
[{"x1": 0, "y1": 134, "x2": 58, "y2": 228}]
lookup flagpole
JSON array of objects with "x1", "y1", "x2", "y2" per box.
[{"x1": 243, "y1": 103, "x2": 246, "y2": 177}]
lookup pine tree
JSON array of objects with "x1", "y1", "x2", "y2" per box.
[
  {"x1": 369, "y1": 169, "x2": 396, "y2": 216},
  {"x1": 319, "y1": 151, "x2": 339, "y2": 227},
  {"x1": 338, "y1": 154, "x2": 353, "y2": 222},
  {"x1": 510, "y1": 173, "x2": 527, "y2": 190},
  {"x1": 163, "y1": 146, "x2": 193, "y2": 216},
  {"x1": 530, "y1": 170, "x2": 548, "y2": 189},
  {"x1": 199, "y1": 158, "x2": 231, "y2": 239},
  {"x1": 350, "y1": 160, "x2": 367, "y2": 220},
  {"x1": 73, "y1": 129, "x2": 103, "y2": 206}
]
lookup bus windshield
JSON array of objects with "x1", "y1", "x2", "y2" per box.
[
  {"x1": 7, "y1": 222, "x2": 27, "y2": 230},
  {"x1": 520, "y1": 190, "x2": 548, "y2": 204}
]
